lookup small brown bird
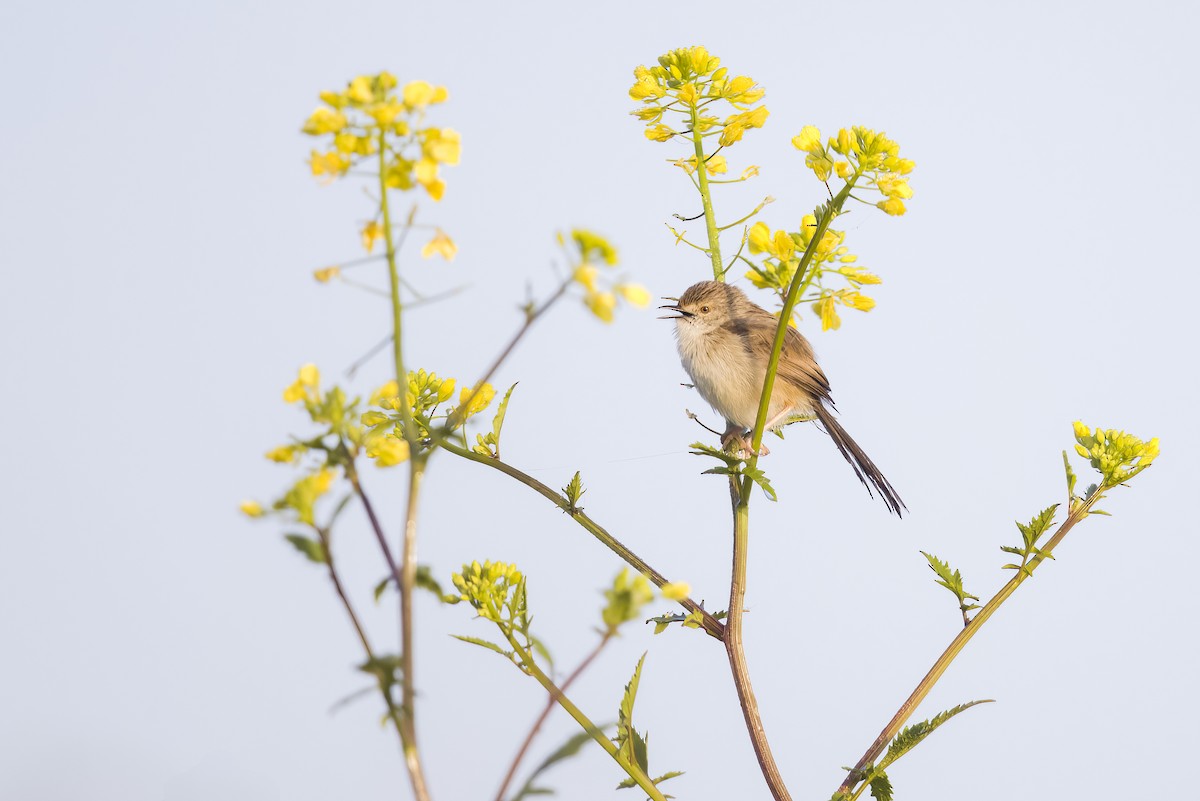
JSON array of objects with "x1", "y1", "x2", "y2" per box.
[{"x1": 661, "y1": 280, "x2": 905, "y2": 516}]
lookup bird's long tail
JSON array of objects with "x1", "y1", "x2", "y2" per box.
[{"x1": 814, "y1": 405, "x2": 906, "y2": 516}]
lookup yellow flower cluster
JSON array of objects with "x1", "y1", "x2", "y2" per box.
[
  {"x1": 744, "y1": 217, "x2": 879, "y2": 331},
  {"x1": 357, "y1": 370, "x2": 499, "y2": 466},
  {"x1": 301, "y1": 71, "x2": 460, "y2": 201},
  {"x1": 560, "y1": 229, "x2": 649, "y2": 323},
  {"x1": 793, "y1": 125, "x2": 916, "y2": 216},
  {"x1": 452, "y1": 560, "x2": 525, "y2": 623},
  {"x1": 1072, "y1": 422, "x2": 1160, "y2": 487},
  {"x1": 628, "y1": 46, "x2": 768, "y2": 150}
]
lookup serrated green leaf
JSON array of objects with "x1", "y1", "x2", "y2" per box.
[
  {"x1": 1063, "y1": 450, "x2": 1078, "y2": 498},
  {"x1": 688, "y1": 441, "x2": 743, "y2": 466},
  {"x1": 284, "y1": 533, "x2": 327, "y2": 564},
  {"x1": 451, "y1": 634, "x2": 512, "y2": 659},
  {"x1": 562, "y1": 471, "x2": 586, "y2": 513},
  {"x1": 652, "y1": 770, "x2": 684, "y2": 785},
  {"x1": 744, "y1": 465, "x2": 777, "y2": 501},
  {"x1": 618, "y1": 653, "x2": 646, "y2": 728},
  {"x1": 869, "y1": 771, "x2": 893, "y2": 801},
  {"x1": 879, "y1": 699, "x2": 994, "y2": 772}
]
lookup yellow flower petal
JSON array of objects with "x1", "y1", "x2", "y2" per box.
[
  {"x1": 616, "y1": 284, "x2": 651, "y2": 308},
  {"x1": 240, "y1": 501, "x2": 265, "y2": 518},
  {"x1": 420, "y1": 230, "x2": 457, "y2": 261},
  {"x1": 791, "y1": 125, "x2": 822, "y2": 153},
  {"x1": 661, "y1": 581, "x2": 691, "y2": 601}
]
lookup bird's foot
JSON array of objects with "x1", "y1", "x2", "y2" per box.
[{"x1": 721, "y1": 429, "x2": 769, "y2": 458}]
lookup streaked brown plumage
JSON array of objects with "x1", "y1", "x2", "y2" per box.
[{"x1": 661, "y1": 280, "x2": 905, "y2": 516}]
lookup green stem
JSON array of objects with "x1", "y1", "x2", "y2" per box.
[
  {"x1": 747, "y1": 173, "x2": 861, "y2": 458},
  {"x1": 437, "y1": 437, "x2": 725, "y2": 639},
  {"x1": 689, "y1": 105, "x2": 724, "y2": 278},
  {"x1": 725, "y1": 496, "x2": 792, "y2": 801},
  {"x1": 494, "y1": 633, "x2": 613, "y2": 801},
  {"x1": 834, "y1": 490, "x2": 1105, "y2": 797},
  {"x1": 397, "y1": 456, "x2": 429, "y2": 801},
  {"x1": 377, "y1": 129, "x2": 430, "y2": 801},
  {"x1": 500, "y1": 630, "x2": 666, "y2": 801},
  {"x1": 378, "y1": 131, "x2": 415, "y2": 445}
]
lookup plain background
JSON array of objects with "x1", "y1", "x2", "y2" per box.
[{"x1": 3, "y1": 2, "x2": 1197, "y2": 799}]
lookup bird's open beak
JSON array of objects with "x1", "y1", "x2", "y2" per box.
[{"x1": 657, "y1": 300, "x2": 691, "y2": 320}]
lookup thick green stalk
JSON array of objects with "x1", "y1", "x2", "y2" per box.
[
  {"x1": 722, "y1": 171, "x2": 864, "y2": 800},
  {"x1": 834, "y1": 490, "x2": 1104, "y2": 797},
  {"x1": 725, "y1": 498, "x2": 792, "y2": 801},
  {"x1": 747, "y1": 174, "x2": 860, "y2": 458},
  {"x1": 689, "y1": 105, "x2": 724, "y2": 278}
]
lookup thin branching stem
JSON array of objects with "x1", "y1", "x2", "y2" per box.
[
  {"x1": 497, "y1": 628, "x2": 666, "y2": 801},
  {"x1": 833, "y1": 490, "x2": 1105, "y2": 797},
  {"x1": 494, "y1": 632, "x2": 613, "y2": 801},
  {"x1": 312, "y1": 526, "x2": 409, "y2": 752},
  {"x1": 445, "y1": 278, "x2": 571, "y2": 432},
  {"x1": 437, "y1": 437, "x2": 725, "y2": 639}
]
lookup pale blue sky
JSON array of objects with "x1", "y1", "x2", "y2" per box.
[{"x1": 2, "y1": 2, "x2": 1198, "y2": 800}]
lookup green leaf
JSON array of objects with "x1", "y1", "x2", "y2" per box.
[
  {"x1": 451, "y1": 634, "x2": 513, "y2": 660},
  {"x1": 529, "y1": 635, "x2": 554, "y2": 671},
  {"x1": 652, "y1": 770, "x2": 684, "y2": 785},
  {"x1": 868, "y1": 771, "x2": 893, "y2": 801},
  {"x1": 879, "y1": 699, "x2": 994, "y2": 772},
  {"x1": 562, "y1": 471, "x2": 586, "y2": 514},
  {"x1": 491, "y1": 382, "x2": 518, "y2": 458},
  {"x1": 743, "y1": 465, "x2": 778, "y2": 501},
  {"x1": 1063, "y1": 450, "x2": 1078, "y2": 498},
  {"x1": 618, "y1": 653, "x2": 646, "y2": 730},
  {"x1": 373, "y1": 576, "x2": 390, "y2": 603},
  {"x1": 688, "y1": 441, "x2": 743, "y2": 467},
  {"x1": 284, "y1": 533, "x2": 327, "y2": 564}
]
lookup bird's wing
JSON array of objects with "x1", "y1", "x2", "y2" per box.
[{"x1": 743, "y1": 318, "x2": 833, "y2": 403}]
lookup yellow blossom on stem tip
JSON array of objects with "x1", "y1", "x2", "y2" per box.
[
  {"x1": 265, "y1": 445, "x2": 299, "y2": 463},
  {"x1": 616, "y1": 284, "x2": 651, "y2": 307},
  {"x1": 369, "y1": 380, "x2": 400, "y2": 407},
  {"x1": 792, "y1": 125, "x2": 822, "y2": 153},
  {"x1": 283, "y1": 364, "x2": 320, "y2": 403},
  {"x1": 367, "y1": 435, "x2": 410, "y2": 467},
  {"x1": 877, "y1": 197, "x2": 907, "y2": 216},
  {"x1": 240, "y1": 501, "x2": 265, "y2": 518},
  {"x1": 313, "y1": 266, "x2": 340, "y2": 283},
  {"x1": 586, "y1": 291, "x2": 617, "y2": 323},
  {"x1": 458, "y1": 383, "x2": 496, "y2": 417},
  {"x1": 421, "y1": 230, "x2": 457, "y2": 261},
  {"x1": 661, "y1": 582, "x2": 691, "y2": 601},
  {"x1": 573, "y1": 264, "x2": 599, "y2": 291},
  {"x1": 361, "y1": 221, "x2": 383, "y2": 253}
]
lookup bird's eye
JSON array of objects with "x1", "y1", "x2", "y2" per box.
[{"x1": 700, "y1": 305, "x2": 710, "y2": 314}]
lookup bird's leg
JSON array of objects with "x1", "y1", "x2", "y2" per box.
[{"x1": 721, "y1": 421, "x2": 770, "y2": 458}]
